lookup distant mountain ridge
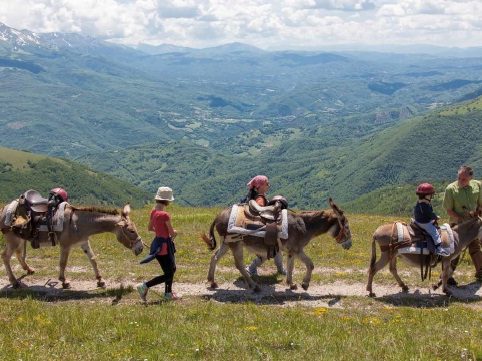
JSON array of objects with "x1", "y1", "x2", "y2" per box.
[{"x1": 1, "y1": 22, "x2": 482, "y2": 210}]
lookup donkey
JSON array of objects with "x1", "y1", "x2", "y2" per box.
[
  {"x1": 366, "y1": 215, "x2": 482, "y2": 297},
  {"x1": 0, "y1": 204, "x2": 144, "y2": 289},
  {"x1": 202, "y1": 198, "x2": 352, "y2": 292}
]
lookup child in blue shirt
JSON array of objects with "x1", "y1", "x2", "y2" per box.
[{"x1": 413, "y1": 183, "x2": 449, "y2": 257}]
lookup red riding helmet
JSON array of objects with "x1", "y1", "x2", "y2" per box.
[
  {"x1": 50, "y1": 187, "x2": 69, "y2": 202},
  {"x1": 416, "y1": 183, "x2": 435, "y2": 195}
]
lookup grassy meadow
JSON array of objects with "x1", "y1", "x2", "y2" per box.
[{"x1": 0, "y1": 204, "x2": 481, "y2": 360}]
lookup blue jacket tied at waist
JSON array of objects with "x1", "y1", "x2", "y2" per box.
[{"x1": 139, "y1": 236, "x2": 176, "y2": 264}]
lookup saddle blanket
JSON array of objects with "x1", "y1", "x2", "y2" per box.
[
  {"x1": 2, "y1": 201, "x2": 68, "y2": 232},
  {"x1": 3, "y1": 200, "x2": 19, "y2": 227},
  {"x1": 396, "y1": 222, "x2": 455, "y2": 255},
  {"x1": 227, "y1": 204, "x2": 288, "y2": 240}
]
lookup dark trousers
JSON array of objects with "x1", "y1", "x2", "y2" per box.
[{"x1": 145, "y1": 254, "x2": 176, "y2": 293}]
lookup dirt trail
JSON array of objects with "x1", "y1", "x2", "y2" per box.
[{"x1": 1, "y1": 277, "x2": 480, "y2": 308}]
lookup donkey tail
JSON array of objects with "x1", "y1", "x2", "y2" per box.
[
  {"x1": 201, "y1": 220, "x2": 217, "y2": 251},
  {"x1": 369, "y1": 235, "x2": 377, "y2": 271}
]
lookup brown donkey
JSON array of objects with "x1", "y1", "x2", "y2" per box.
[
  {"x1": 1, "y1": 204, "x2": 144, "y2": 289},
  {"x1": 366, "y1": 215, "x2": 482, "y2": 297},
  {"x1": 202, "y1": 199, "x2": 352, "y2": 292}
]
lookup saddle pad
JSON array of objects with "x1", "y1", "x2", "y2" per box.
[
  {"x1": 398, "y1": 246, "x2": 430, "y2": 255},
  {"x1": 3, "y1": 200, "x2": 19, "y2": 227},
  {"x1": 440, "y1": 223, "x2": 455, "y2": 255},
  {"x1": 396, "y1": 222, "x2": 455, "y2": 256},
  {"x1": 227, "y1": 204, "x2": 288, "y2": 239},
  {"x1": 38, "y1": 202, "x2": 68, "y2": 232}
]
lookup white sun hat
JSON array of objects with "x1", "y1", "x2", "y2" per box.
[{"x1": 155, "y1": 186, "x2": 174, "y2": 201}]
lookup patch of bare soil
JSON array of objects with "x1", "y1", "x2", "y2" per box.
[{"x1": 1, "y1": 275, "x2": 480, "y2": 309}]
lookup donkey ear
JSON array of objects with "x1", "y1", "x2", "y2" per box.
[
  {"x1": 328, "y1": 198, "x2": 344, "y2": 216},
  {"x1": 122, "y1": 204, "x2": 131, "y2": 218}
]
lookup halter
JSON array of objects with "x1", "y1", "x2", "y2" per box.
[
  {"x1": 118, "y1": 221, "x2": 143, "y2": 253},
  {"x1": 334, "y1": 217, "x2": 347, "y2": 243}
]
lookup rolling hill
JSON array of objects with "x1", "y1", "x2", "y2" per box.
[{"x1": 0, "y1": 147, "x2": 150, "y2": 207}]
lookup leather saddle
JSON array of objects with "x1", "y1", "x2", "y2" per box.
[
  {"x1": 16, "y1": 189, "x2": 59, "y2": 248},
  {"x1": 241, "y1": 197, "x2": 288, "y2": 259},
  {"x1": 21, "y1": 189, "x2": 49, "y2": 213},
  {"x1": 246, "y1": 200, "x2": 282, "y2": 222},
  {"x1": 406, "y1": 221, "x2": 437, "y2": 250}
]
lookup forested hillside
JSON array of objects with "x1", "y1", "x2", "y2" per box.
[
  {"x1": 78, "y1": 97, "x2": 482, "y2": 209},
  {"x1": 2, "y1": 23, "x2": 482, "y2": 211},
  {"x1": 0, "y1": 147, "x2": 150, "y2": 207}
]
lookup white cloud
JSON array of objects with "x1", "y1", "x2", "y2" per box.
[{"x1": 0, "y1": 0, "x2": 481, "y2": 48}]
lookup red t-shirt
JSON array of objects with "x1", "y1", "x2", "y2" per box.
[{"x1": 150, "y1": 210, "x2": 171, "y2": 238}]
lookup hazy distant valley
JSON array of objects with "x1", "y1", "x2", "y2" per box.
[{"x1": 1, "y1": 22, "x2": 482, "y2": 209}]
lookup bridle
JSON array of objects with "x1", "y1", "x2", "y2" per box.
[
  {"x1": 118, "y1": 220, "x2": 143, "y2": 253},
  {"x1": 334, "y1": 216, "x2": 348, "y2": 244}
]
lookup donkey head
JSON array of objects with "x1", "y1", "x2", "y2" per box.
[
  {"x1": 115, "y1": 204, "x2": 144, "y2": 256},
  {"x1": 328, "y1": 198, "x2": 352, "y2": 250}
]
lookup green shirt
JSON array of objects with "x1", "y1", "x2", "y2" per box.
[{"x1": 443, "y1": 179, "x2": 482, "y2": 222}]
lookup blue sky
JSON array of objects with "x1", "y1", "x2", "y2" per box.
[{"x1": 1, "y1": 0, "x2": 481, "y2": 49}]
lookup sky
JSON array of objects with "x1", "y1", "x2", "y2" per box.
[{"x1": 1, "y1": 0, "x2": 482, "y2": 50}]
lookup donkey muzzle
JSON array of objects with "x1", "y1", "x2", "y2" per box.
[
  {"x1": 341, "y1": 239, "x2": 352, "y2": 250},
  {"x1": 133, "y1": 238, "x2": 144, "y2": 256}
]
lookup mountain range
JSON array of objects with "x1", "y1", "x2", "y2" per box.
[{"x1": 1, "y1": 22, "x2": 482, "y2": 210}]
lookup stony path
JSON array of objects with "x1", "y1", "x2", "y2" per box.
[{"x1": 1, "y1": 277, "x2": 480, "y2": 308}]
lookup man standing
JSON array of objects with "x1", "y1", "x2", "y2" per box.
[{"x1": 443, "y1": 165, "x2": 482, "y2": 282}]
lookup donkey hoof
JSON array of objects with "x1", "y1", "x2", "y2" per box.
[
  {"x1": 368, "y1": 292, "x2": 376, "y2": 298},
  {"x1": 26, "y1": 268, "x2": 35, "y2": 275},
  {"x1": 97, "y1": 280, "x2": 106, "y2": 288},
  {"x1": 290, "y1": 284, "x2": 298, "y2": 290},
  {"x1": 62, "y1": 282, "x2": 71, "y2": 289},
  {"x1": 432, "y1": 283, "x2": 440, "y2": 290},
  {"x1": 443, "y1": 288, "x2": 452, "y2": 297},
  {"x1": 12, "y1": 281, "x2": 22, "y2": 289},
  {"x1": 209, "y1": 282, "x2": 218, "y2": 289},
  {"x1": 401, "y1": 286, "x2": 409, "y2": 293},
  {"x1": 301, "y1": 283, "x2": 309, "y2": 291},
  {"x1": 253, "y1": 285, "x2": 261, "y2": 293}
]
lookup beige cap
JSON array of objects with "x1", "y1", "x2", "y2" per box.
[{"x1": 155, "y1": 186, "x2": 174, "y2": 201}]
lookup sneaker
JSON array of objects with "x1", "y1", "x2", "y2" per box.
[
  {"x1": 246, "y1": 266, "x2": 258, "y2": 276},
  {"x1": 435, "y1": 246, "x2": 450, "y2": 257},
  {"x1": 136, "y1": 283, "x2": 148, "y2": 302},
  {"x1": 164, "y1": 292, "x2": 181, "y2": 301}
]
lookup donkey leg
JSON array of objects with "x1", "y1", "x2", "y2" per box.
[
  {"x1": 80, "y1": 240, "x2": 105, "y2": 288},
  {"x1": 58, "y1": 245, "x2": 72, "y2": 289},
  {"x1": 297, "y1": 250, "x2": 314, "y2": 291},
  {"x1": 1, "y1": 234, "x2": 23, "y2": 287},
  {"x1": 366, "y1": 251, "x2": 390, "y2": 297},
  {"x1": 274, "y1": 251, "x2": 286, "y2": 275},
  {"x1": 441, "y1": 259, "x2": 453, "y2": 296},
  {"x1": 389, "y1": 256, "x2": 408, "y2": 293},
  {"x1": 286, "y1": 253, "x2": 297, "y2": 290},
  {"x1": 230, "y1": 242, "x2": 260, "y2": 292},
  {"x1": 14, "y1": 239, "x2": 35, "y2": 275},
  {"x1": 207, "y1": 241, "x2": 229, "y2": 289}
]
